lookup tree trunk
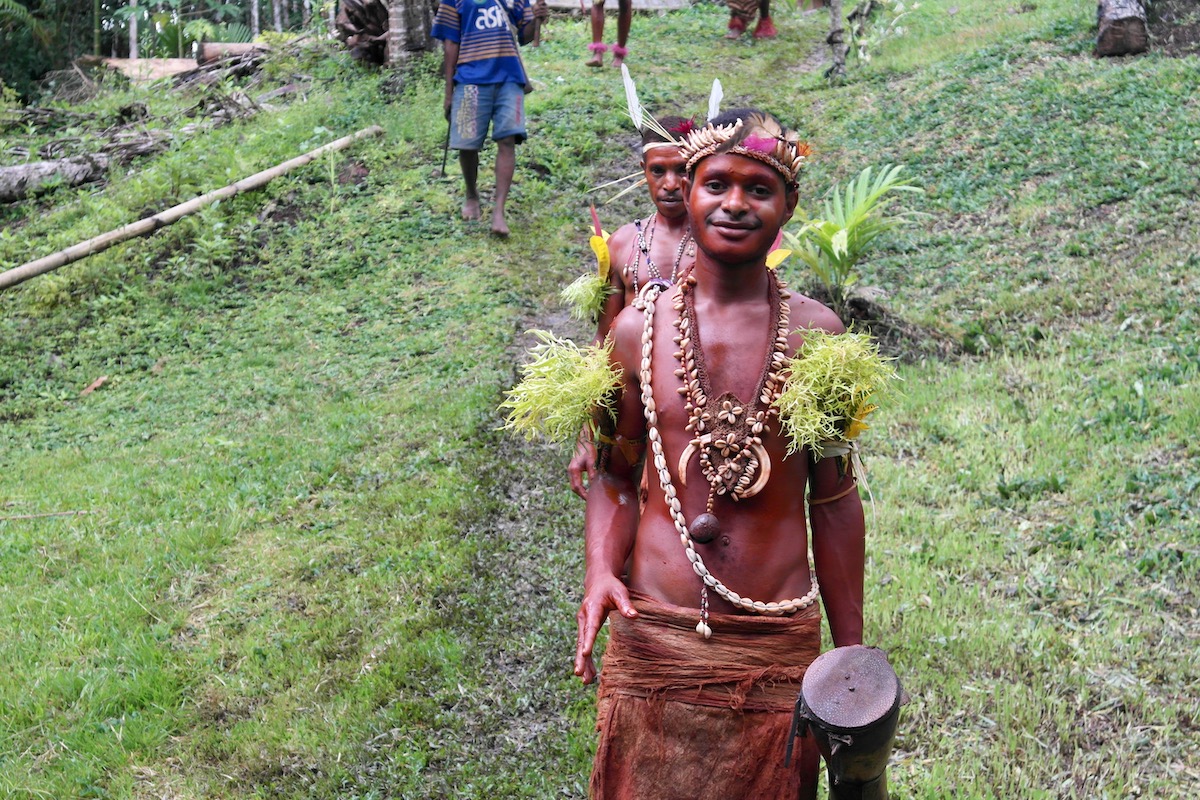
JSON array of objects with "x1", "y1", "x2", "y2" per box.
[
  {"x1": 129, "y1": 0, "x2": 139, "y2": 59},
  {"x1": 0, "y1": 155, "x2": 111, "y2": 204},
  {"x1": 303, "y1": 0, "x2": 312, "y2": 27},
  {"x1": 826, "y1": 0, "x2": 848, "y2": 80},
  {"x1": 1096, "y1": 0, "x2": 1148, "y2": 56},
  {"x1": 273, "y1": 0, "x2": 284, "y2": 31},
  {"x1": 337, "y1": 0, "x2": 390, "y2": 63},
  {"x1": 251, "y1": 0, "x2": 260, "y2": 36},
  {"x1": 94, "y1": 0, "x2": 101, "y2": 55}
]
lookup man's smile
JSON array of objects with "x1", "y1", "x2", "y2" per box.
[{"x1": 709, "y1": 218, "x2": 760, "y2": 237}]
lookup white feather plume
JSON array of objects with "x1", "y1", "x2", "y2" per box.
[
  {"x1": 707, "y1": 79, "x2": 724, "y2": 122},
  {"x1": 621, "y1": 64, "x2": 644, "y2": 132}
]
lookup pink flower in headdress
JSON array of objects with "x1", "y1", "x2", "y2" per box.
[{"x1": 742, "y1": 135, "x2": 778, "y2": 154}]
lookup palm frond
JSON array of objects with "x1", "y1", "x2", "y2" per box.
[
  {"x1": 0, "y1": 0, "x2": 37, "y2": 34},
  {"x1": 783, "y1": 164, "x2": 923, "y2": 317}
]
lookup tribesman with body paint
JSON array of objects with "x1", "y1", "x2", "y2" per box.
[{"x1": 573, "y1": 107, "x2": 896, "y2": 799}]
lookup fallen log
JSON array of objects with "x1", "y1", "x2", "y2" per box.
[
  {"x1": 3, "y1": 128, "x2": 178, "y2": 202},
  {"x1": 0, "y1": 126, "x2": 385, "y2": 292},
  {"x1": 174, "y1": 49, "x2": 269, "y2": 86},
  {"x1": 1096, "y1": 0, "x2": 1149, "y2": 57},
  {"x1": 0, "y1": 155, "x2": 111, "y2": 203},
  {"x1": 197, "y1": 42, "x2": 270, "y2": 66},
  {"x1": 100, "y1": 58, "x2": 199, "y2": 82}
]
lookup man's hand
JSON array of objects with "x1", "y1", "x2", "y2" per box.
[
  {"x1": 443, "y1": 92, "x2": 453, "y2": 122},
  {"x1": 533, "y1": 0, "x2": 549, "y2": 21},
  {"x1": 567, "y1": 437, "x2": 598, "y2": 500},
  {"x1": 574, "y1": 574, "x2": 637, "y2": 684}
]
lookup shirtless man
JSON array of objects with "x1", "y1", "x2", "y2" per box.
[
  {"x1": 573, "y1": 109, "x2": 866, "y2": 799},
  {"x1": 566, "y1": 116, "x2": 696, "y2": 499}
]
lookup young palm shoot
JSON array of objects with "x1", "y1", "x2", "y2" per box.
[{"x1": 783, "y1": 164, "x2": 921, "y2": 320}]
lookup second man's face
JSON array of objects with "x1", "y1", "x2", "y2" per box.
[{"x1": 642, "y1": 148, "x2": 689, "y2": 220}]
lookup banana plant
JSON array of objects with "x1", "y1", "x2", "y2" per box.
[{"x1": 782, "y1": 163, "x2": 922, "y2": 320}]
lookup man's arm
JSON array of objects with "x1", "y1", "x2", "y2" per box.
[
  {"x1": 514, "y1": 0, "x2": 548, "y2": 45},
  {"x1": 808, "y1": 453, "x2": 865, "y2": 647},
  {"x1": 798, "y1": 309, "x2": 865, "y2": 646},
  {"x1": 573, "y1": 308, "x2": 646, "y2": 684}
]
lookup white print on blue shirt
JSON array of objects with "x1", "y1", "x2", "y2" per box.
[{"x1": 475, "y1": 3, "x2": 509, "y2": 30}]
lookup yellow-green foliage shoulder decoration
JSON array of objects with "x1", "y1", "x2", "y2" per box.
[
  {"x1": 561, "y1": 272, "x2": 615, "y2": 323},
  {"x1": 500, "y1": 331, "x2": 623, "y2": 444},
  {"x1": 561, "y1": 206, "x2": 615, "y2": 323},
  {"x1": 774, "y1": 329, "x2": 896, "y2": 459}
]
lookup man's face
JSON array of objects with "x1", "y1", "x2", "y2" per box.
[
  {"x1": 641, "y1": 147, "x2": 689, "y2": 221},
  {"x1": 684, "y1": 153, "x2": 798, "y2": 266}
]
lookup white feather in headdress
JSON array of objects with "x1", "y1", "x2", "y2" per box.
[
  {"x1": 619, "y1": 65, "x2": 679, "y2": 144},
  {"x1": 707, "y1": 79, "x2": 723, "y2": 122},
  {"x1": 621, "y1": 64, "x2": 644, "y2": 132}
]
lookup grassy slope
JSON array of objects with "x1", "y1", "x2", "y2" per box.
[{"x1": 1, "y1": 2, "x2": 1197, "y2": 797}]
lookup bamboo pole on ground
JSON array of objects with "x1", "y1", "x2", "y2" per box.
[{"x1": 0, "y1": 125, "x2": 384, "y2": 293}]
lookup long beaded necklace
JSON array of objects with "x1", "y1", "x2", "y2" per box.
[
  {"x1": 676, "y1": 270, "x2": 789, "y2": 539},
  {"x1": 629, "y1": 213, "x2": 694, "y2": 296},
  {"x1": 636, "y1": 274, "x2": 820, "y2": 639}
]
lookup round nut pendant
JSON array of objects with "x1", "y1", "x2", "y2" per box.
[{"x1": 688, "y1": 513, "x2": 721, "y2": 544}]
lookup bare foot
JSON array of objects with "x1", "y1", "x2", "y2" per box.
[
  {"x1": 612, "y1": 55, "x2": 624, "y2": 68},
  {"x1": 585, "y1": 54, "x2": 603, "y2": 67},
  {"x1": 491, "y1": 211, "x2": 510, "y2": 237},
  {"x1": 463, "y1": 198, "x2": 481, "y2": 221}
]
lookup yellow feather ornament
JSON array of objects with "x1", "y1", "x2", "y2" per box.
[
  {"x1": 589, "y1": 205, "x2": 611, "y2": 280},
  {"x1": 766, "y1": 248, "x2": 792, "y2": 270}
]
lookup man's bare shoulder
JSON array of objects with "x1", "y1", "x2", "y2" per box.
[
  {"x1": 785, "y1": 289, "x2": 846, "y2": 335},
  {"x1": 605, "y1": 221, "x2": 638, "y2": 263},
  {"x1": 610, "y1": 300, "x2": 645, "y2": 349}
]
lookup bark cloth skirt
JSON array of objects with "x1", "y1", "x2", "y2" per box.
[{"x1": 591, "y1": 591, "x2": 821, "y2": 800}]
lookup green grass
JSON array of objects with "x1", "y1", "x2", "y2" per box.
[{"x1": 2, "y1": 1, "x2": 1198, "y2": 797}]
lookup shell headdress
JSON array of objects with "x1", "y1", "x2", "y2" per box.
[{"x1": 679, "y1": 112, "x2": 811, "y2": 182}]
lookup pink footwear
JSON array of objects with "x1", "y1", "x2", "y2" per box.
[
  {"x1": 726, "y1": 16, "x2": 747, "y2": 38},
  {"x1": 753, "y1": 16, "x2": 778, "y2": 38}
]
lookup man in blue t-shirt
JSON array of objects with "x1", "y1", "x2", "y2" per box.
[{"x1": 432, "y1": 0, "x2": 548, "y2": 237}]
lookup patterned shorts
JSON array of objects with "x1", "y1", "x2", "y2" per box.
[{"x1": 450, "y1": 82, "x2": 526, "y2": 151}]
